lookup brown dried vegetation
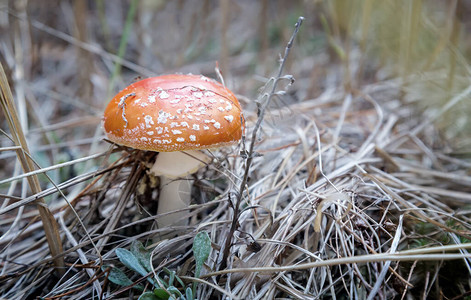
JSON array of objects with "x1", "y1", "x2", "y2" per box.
[{"x1": 1, "y1": 1, "x2": 471, "y2": 299}]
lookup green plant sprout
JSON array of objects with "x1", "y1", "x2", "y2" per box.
[{"x1": 103, "y1": 232, "x2": 211, "y2": 300}]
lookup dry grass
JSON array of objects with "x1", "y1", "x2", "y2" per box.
[{"x1": 1, "y1": 1, "x2": 471, "y2": 299}]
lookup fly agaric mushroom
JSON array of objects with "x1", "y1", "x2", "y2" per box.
[{"x1": 103, "y1": 74, "x2": 243, "y2": 228}]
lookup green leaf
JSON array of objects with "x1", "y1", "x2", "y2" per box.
[
  {"x1": 156, "y1": 275, "x2": 169, "y2": 288},
  {"x1": 153, "y1": 288, "x2": 170, "y2": 300},
  {"x1": 192, "y1": 232, "x2": 211, "y2": 278},
  {"x1": 116, "y1": 248, "x2": 148, "y2": 277},
  {"x1": 138, "y1": 291, "x2": 159, "y2": 300},
  {"x1": 101, "y1": 265, "x2": 134, "y2": 287},
  {"x1": 163, "y1": 268, "x2": 184, "y2": 288},
  {"x1": 167, "y1": 269, "x2": 175, "y2": 287},
  {"x1": 174, "y1": 274, "x2": 185, "y2": 288},
  {"x1": 185, "y1": 286, "x2": 194, "y2": 300},
  {"x1": 167, "y1": 286, "x2": 183, "y2": 298},
  {"x1": 131, "y1": 240, "x2": 152, "y2": 272}
]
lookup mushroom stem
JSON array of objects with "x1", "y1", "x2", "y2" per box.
[
  {"x1": 150, "y1": 150, "x2": 210, "y2": 229},
  {"x1": 157, "y1": 176, "x2": 192, "y2": 228}
]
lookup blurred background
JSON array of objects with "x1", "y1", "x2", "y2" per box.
[
  {"x1": 1, "y1": 1, "x2": 470, "y2": 172},
  {"x1": 1, "y1": 0, "x2": 470, "y2": 164}
]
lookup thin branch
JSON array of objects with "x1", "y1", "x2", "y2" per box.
[{"x1": 219, "y1": 16, "x2": 304, "y2": 272}]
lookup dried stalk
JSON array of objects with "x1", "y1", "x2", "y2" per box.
[
  {"x1": 219, "y1": 16, "x2": 304, "y2": 272},
  {"x1": 208, "y1": 246, "x2": 471, "y2": 278},
  {"x1": 0, "y1": 63, "x2": 65, "y2": 274}
]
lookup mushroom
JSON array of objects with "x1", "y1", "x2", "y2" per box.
[{"x1": 103, "y1": 74, "x2": 243, "y2": 228}]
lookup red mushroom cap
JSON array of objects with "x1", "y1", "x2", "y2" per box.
[{"x1": 103, "y1": 74, "x2": 244, "y2": 152}]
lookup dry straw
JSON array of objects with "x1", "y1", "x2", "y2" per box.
[
  {"x1": 2, "y1": 1, "x2": 471, "y2": 299},
  {"x1": 0, "y1": 63, "x2": 64, "y2": 273}
]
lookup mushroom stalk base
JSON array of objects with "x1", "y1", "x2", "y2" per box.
[{"x1": 157, "y1": 176, "x2": 192, "y2": 228}]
